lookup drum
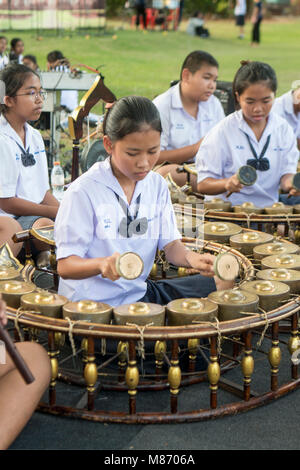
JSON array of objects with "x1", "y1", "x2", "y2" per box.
[
  {"x1": 63, "y1": 300, "x2": 112, "y2": 324},
  {"x1": 0, "y1": 280, "x2": 35, "y2": 308},
  {"x1": 166, "y1": 298, "x2": 218, "y2": 326},
  {"x1": 113, "y1": 302, "x2": 165, "y2": 326},
  {"x1": 253, "y1": 241, "x2": 300, "y2": 261},
  {"x1": 261, "y1": 254, "x2": 300, "y2": 271},
  {"x1": 208, "y1": 289, "x2": 259, "y2": 321},
  {"x1": 229, "y1": 231, "x2": 274, "y2": 255},
  {"x1": 21, "y1": 290, "x2": 68, "y2": 318},
  {"x1": 240, "y1": 280, "x2": 290, "y2": 312},
  {"x1": 256, "y1": 268, "x2": 300, "y2": 294}
]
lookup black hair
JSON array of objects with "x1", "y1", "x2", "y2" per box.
[
  {"x1": 23, "y1": 54, "x2": 38, "y2": 65},
  {"x1": 233, "y1": 60, "x2": 277, "y2": 108},
  {"x1": 0, "y1": 63, "x2": 40, "y2": 115},
  {"x1": 10, "y1": 37, "x2": 23, "y2": 51},
  {"x1": 180, "y1": 50, "x2": 218, "y2": 79},
  {"x1": 47, "y1": 50, "x2": 64, "y2": 62},
  {"x1": 0, "y1": 36, "x2": 7, "y2": 42},
  {"x1": 103, "y1": 96, "x2": 162, "y2": 143}
]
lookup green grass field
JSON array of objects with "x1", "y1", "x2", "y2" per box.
[{"x1": 4, "y1": 16, "x2": 300, "y2": 101}]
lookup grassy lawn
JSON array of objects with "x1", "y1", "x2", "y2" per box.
[{"x1": 3, "y1": 16, "x2": 300, "y2": 101}]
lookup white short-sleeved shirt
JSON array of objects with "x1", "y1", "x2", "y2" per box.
[
  {"x1": 54, "y1": 159, "x2": 181, "y2": 306},
  {"x1": 234, "y1": 0, "x2": 247, "y2": 15},
  {"x1": 0, "y1": 114, "x2": 50, "y2": 217},
  {"x1": 0, "y1": 54, "x2": 9, "y2": 71},
  {"x1": 195, "y1": 110, "x2": 299, "y2": 208},
  {"x1": 153, "y1": 82, "x2": 225, "y2": 159},
  {"x1": 272, "y1": 91, "x2": 300, "y2": 139}
]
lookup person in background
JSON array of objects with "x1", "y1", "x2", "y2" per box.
[
  {"x1": 46, "y1": 50, "x2": 78, "y2": 112},
  {"x1": 0, "y1": 36, "x2": 9, "y2": 71},
  {"x1": 251, "y1": 0, "x2": 263, "y2": 46},
  {"x1": 9, "y1": 38, "x2": 24, "y2": 64},
  {"x1": 186, "y1": 11, "x2": 209, "y2": 38},
  {"x1": 134, "y1": 0, "x2": 147, "y2": 30},
  {"x1": 23, "y1": 54, "x2": 40, "y2": 74},
  {"x1": 272, "y1": 85, "x2": 300, "y2": 150},
  {"x1": 234, "y1": 0, "x2": 247, "y2": 39}
]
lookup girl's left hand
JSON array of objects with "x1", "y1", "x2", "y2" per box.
[
  {"x1": 0, "y1": 295, "x2": 7, "y2": 327},
  {"x1": 288, "y1": 188, "x2": 300, "y2": 198},
  {"x1": 189, "y1": 253, "x2": 215, "y2": 277}
]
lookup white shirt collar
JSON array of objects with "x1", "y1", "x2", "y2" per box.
[
  {"x1": 0, "y1": 114, "x2": 33, "y2": 150},
  {"x1": 236, "y1": 108, "x2": 275, "y2": 143},
  {"x1": 170, "y1": 81, "x2": 212, "y2": 118}
]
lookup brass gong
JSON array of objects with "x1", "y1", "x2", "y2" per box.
[
  {"x1": 166, "y1": 298, "x2": 218, "y2": 326},
  {"x1": 21, "y1": 290, "x2": 68, "y2": 318},
  {"x1": 113, "y1": 302, "x2": 165, "y2": 326},
  {"x1": 293, "y1": 204, "x2": 300, "y2": 214},
  {"x1": 240, "y1": 280, "x2": 290, "y2": 312},
  {"x1": 264, "y1": 202, "x2": 293, "y2": 215},
  {"x1": 203, "y1": 221, "x2": 242, "y2": 243},
  {"x1": 253, "y1": 241, "x2": 300, "y2": 261},
  {"x1": 0, "y1": 266, "x2": 21, "y2": 281},
  {"x1": 229, "y1": 231, "x2": 274, "y2": 255},
  {"x1": 0, "y1": 280, "x2": 35, "y2": 308},
  {"x1": 233, "y1": 202, "x2": 264, "y2": 214},
  {"x1": 208, "y1": 289, "x2": 259, "y2": 321},
  {"x1": 257, "y1": 268, "x2": 300, "y2": 294},
  {"x1": 261, "y1": 253, "x2": 300, "y2": 271},
  {"x1": 204, "y1": 198, "x2": 232, "y2": 212},
  {"x1": 175, "y1": 213, "x2": 201, "y2": 235},
  {"x1": 63, "y1": 300, "x2": 112, "y2": 324}
]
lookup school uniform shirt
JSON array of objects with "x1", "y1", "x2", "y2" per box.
[
  {"x1": 0, "y1": 114, "x2": 50, "y2": 217},
  {"x1": 234, "y1": 0, "x2": 247, "y2": 16},
  {"x1": 153, "y1": 82, "x2": 225, "y2": 159},
  {"x1": 195, "y1": 109, "x2": 299, "y2": 208},
  {"x1": 272, "y1": 90, "x2": 300, "y2": 139},
  {"x1": 54, "y1": 159, "x2": 181, "y2": 306},
  {"x1": 0, "y1": 53, "x2": 9, "y2": 71}
]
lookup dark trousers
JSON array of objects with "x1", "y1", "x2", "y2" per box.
[
  {"x1": 135, "y1": 6, "x2": 147, "y2": 28},
  {"x1": 252, "y1": 18, "x2": 262, "y2": 43}
]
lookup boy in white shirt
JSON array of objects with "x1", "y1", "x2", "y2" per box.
[
  {"x1": 153, "y1": 50, "x2": 225, "y2": 190},
  {"x1": 272, "y1": 85, "x2": 300, "y2": 150},
  {"x1": 0, "y1": 37, "x2": 9, "y2": 71}
]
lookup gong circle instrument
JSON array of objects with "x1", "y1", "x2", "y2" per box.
[
  {"x1": 204, "y1": 198, "x2": 232, "y2": 212},
  {"x1": 208, "y1": 288, "x2": 259, "y2": 321},
  {"x1": 0, "y1": 280, "x2": 35, "y2": 309},
  {"x1": 166, "y1": 298, "x2": 218, "y2": 326},
  {"x1": 264, "y1": 202, "x2": 293, "y2": 215},
  {"x1": 240, "y1": 280, "x2": 290, "y2": 312},
  {"x1": 226, "y1": 165, "x2": 257, "y2": 198},
  {"x1": 113, "y1": 302, "x2": 165, "y2": 326},
  {"x1": 253, "y1": 241, "x2": 300, "y2": 261},
  {"x1": 21, "y1": 291, "x2": 68, "y2": 318},
  {"x1": 202, "y1": 221, "x2": 242, "y2": 243},
  {"x1": 0, "y1": 266, "x2": 21, "y2": 281},
  {"x1": 116, "y1": 252, "x2": 144, "y2": 280},
  {"x1": 233, "y1": 202, "x2": 263, "y2": 214},
  {"x1": 213, "y1": 252, "x2": 240, "y2": 281},
  {"x1": 261, "y1": 253, "x2": 300, "y2": 271},
  {"x1": 257, "y1": 268, "x2": 300, "y2": 294}
]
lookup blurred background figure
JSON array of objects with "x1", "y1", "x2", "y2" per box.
[
  {"x1": 9, "y1": 37, "x2": 24, "y2": 64},
  {"x1": 134, "y1": 0, "x2": 147, "y2": 30},
  {"x1": 186, "y1": 11, "x2": 210, "y2": 37},
  {"x1": 0, "y1": 36, "x2": 8, "y2": 71},
  {"x1": 251, "y1": 0, "x2": 263, "y2": 46},
  {"x1": 23, "y1": 54, "x2": 40, "y2": 73},
  {"x1": 234, "y1": 0, "x2": 247, "y2": 39}
]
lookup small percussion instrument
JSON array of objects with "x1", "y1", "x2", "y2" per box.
[
  {"x1": 204, "y1": 198, "x2": 232, "y2": 212},
  {"x1": 113, "y1": 302, "x2": 165, "y2": 326},
  {"x1": 233, "y1": 202, "x2": 263, "y2": 214},
  {"x1": 229, "y1": 231, "x2": 274, "y2": 255},
  {"x1": 226, "y1": 165, "x2": 257, "y2": 198},
  {"x1": 116, "y1": 252, "x2": 144, "y2": 280},
  {"x1": 63, "y1": 300, "x2": 112, "y2": 324},
  {"x1": 240, "y1": 280, "x2": 290, "y2": 312},
  {"x1": 21, "y1": 291, "x2": 68, "y2": 318},
  {"x1": 257, "y1": 268, "x2": 300, "y2": 294},
  {"x1": 213, "y1": 252, "x2": 240, "y2": 281},
  {"x1": 166, "y1": 298, "x2": 218, "y2": 326},
  {"x1": 264, "y1": 202, "x2": 293, "y2": 215},
  {"x1": 0, "y1": 266, "x2": 21, "y2": 281},
  {"x1": 203, "y1": 221, "x2": 242, "y2": 243},
  {"x1": 208, "y1": 289, "x2": 259, "y2": 321},
  {"x1": 261, "y1": 253, "x2": 300, "y2": 271},
  {"x1": 253, "y1": 241, "x2": 300, "y2": 261},
  {"x1": 0, "y1": 280, "x2": 35, "y2": 309}
]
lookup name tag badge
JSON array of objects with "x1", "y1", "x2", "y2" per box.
[{"x1": 175, "y1": 123, "x2": 184, "y2": 130}]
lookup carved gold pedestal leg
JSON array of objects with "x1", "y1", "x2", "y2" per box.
[
  {"x1": 117, "y1": 341, "x2": 128, "y2": 384},
  {"x1": 188, "y1": 338, "x2": 199, "y2": 373},
  {"x1": 81, "y1": 338, "x2": 88, "y2": 370},
  {"x1": 125, "y1": 340, "x2": 139, "y2": 415},
  {"x1": 241, "y1": 331, "x2": 254, "y2": 402},
  {"x1": 24, "y1": 240, "x2": 34, "y2": 266},
  {"x1": 288, "y1": 313, "x2": 300, "y2": 380},
  {"x1": 48, "y1": 332, "x2": 59, "y2": 406},
  {"x1": 168, "y1": 340, "x2": 181, "y2": 414},
  {"x1": 84, "y1": 337, "x2": 98, "y2": 411},
  {"x1": 207, "y1": 336, "x2": 220, "y2": 409},
  {"x1": 268, "y1": 322, "x2": 281, "y2": 392},
  {"x1": 155, "y1": 340, "x2": 166, "y2": 382}
]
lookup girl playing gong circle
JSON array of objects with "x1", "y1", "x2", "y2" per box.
[
  {"x1": 196, "y1": 60, "x2": 300, "y2": 208},
  {"x1": 55, "y1": 96, "x2": 233, "y2": 307}
]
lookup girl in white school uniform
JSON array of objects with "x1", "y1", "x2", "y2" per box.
[
  {"x1": 196, "y1": 60, "x2": 300, "y2": 207},
  {"x1": 55, "y1": 96, "x2": 232, "y2": 307},
  {"x1": 0, "y1": 64, "x2": 60, "y2": 257}
]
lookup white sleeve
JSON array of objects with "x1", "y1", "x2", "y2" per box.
[
  {"x1": 153, "y1": 97, "x2": 171, "y2": 151},
  {"x1": 0, "y1": 137, "x2": 19, "y2": 198},
  {"x1": 214, "y1": 97, "x2": 226, "y2": 123},
  {"x1": 279, "y1": 123, "x2": 299, "y2": 177},
  {"x1": 157, "y1": 179, "x2": 181, "y2": 250},
  {"x1": 54, "y1": 185, "x2": 94, "y2": 260},
  {"x1": 195, "y1": 126, "x2": 227, "y2": 183}
]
